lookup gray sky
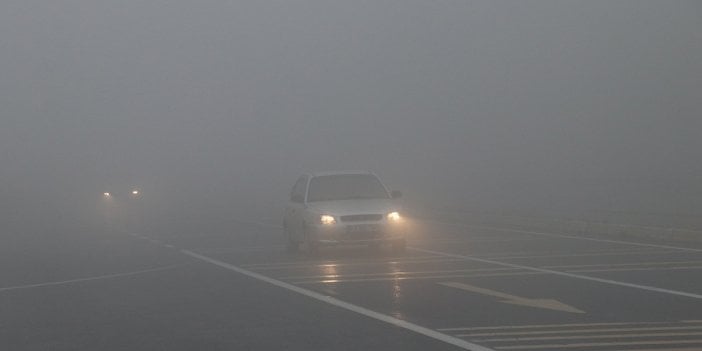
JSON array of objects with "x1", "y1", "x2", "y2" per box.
[{"x1": 1, "y1": 1, "x2": 701, "y2": 227}]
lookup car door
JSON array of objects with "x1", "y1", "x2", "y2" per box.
[{"x1": 284, "y1": 175, "x2": 308, "y2": 241}]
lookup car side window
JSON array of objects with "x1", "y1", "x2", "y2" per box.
[{"x1": 290, "y1": 176, "x2": 307, "y2": 203}]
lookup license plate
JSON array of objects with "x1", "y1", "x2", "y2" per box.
[{"x1": 346, "y1": 224, "x2": 380, "y2": 233}]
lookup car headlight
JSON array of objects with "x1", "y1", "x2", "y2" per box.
[
  {"x1": 320, "y1": 215, "x2": 336, "y2": 225},
  {"x1": 387, "y1": 211, "x2": 402, "y2": 222}
]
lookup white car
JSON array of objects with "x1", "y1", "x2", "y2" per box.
[{"x1": 283, "y1": 171, "x2": 406, "y2": 253}]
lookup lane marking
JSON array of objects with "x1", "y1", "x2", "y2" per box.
[
  {"x1": 482, "y1": 249, "x2": 684, "y2": 261},
  {"x1": 476, "y1": 331, "x2": 702, "y2": 342},
  {"x1": 495, "y1": 338, "x2": 702, "y2": 350},
  {"x1": 440, "y1": 282, "x2": 584, "y2": 314},
  {"x1": 292, "y1": 271, "x2": 545, "y2": 285},
  {"x1": 293, "y1": 273, "x2": 538, "y2": 284},
  {"x1": 568, "y1": 265, "x2": 702, "y2": 274},
  {"x1": 413, "y1": 238, "x2": 548, "y2": 245},
  {"x1": 291, "y1": 265, "x2": 702, "y2": 285},
  {"x1": 411, "y1": 247, "x2": 702, "y2": 300},
  {"x1": 241, "y1": 248, "x2": 671, "y2": 272},
  {"x1": 194, "y1": 246, "x2": 285, "y2": 254},
  {"x1": 278, "y1": 259, "x2": 702, "y2": 282},
  {"x1": 429, "y1": 220, "x2": 702, "y2": 253},
  {"x1": 192, "y1": 245, "x2": 286, "y2": 254},
  {"x1": 241, "y1": 256, "x2": 452, "y2": 270},
  {"x1": 458, "y1": 325, "x2": 702, "y2": 337},
  {"x1": 543, "y1": 260, "x2": 702, "y2": 269},
  {"x1": 625, "y1": 348, "x2": 702, "y2": 351},
  {"x1": 180, "y1": 249, "x2": 495, "y2": 351},
  {"x1": 246, "y1": 218, "x2": 702, "y2": 254},
  {"x1": 281, "y1": 267, "x2": 520, "y2": 281},
  {"x1": 252, "y1": 259, "x2": 468, "y2": 271},
  {"x1": 241, "y1": 255, "x2": 439, "y2": 266},
  {"x1": 439, "y1": 320, "x2": 702, "y2": 332},
  {"x1": 0, "y1": 264, "x2": 185, "y2": 293},
  {"x1": 242, "y1": 219, "x2": 689, "y2": 263}
]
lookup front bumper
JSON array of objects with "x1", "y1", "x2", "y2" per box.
[{"x1": 309, "y1": 221, "x2": 404, "y2": 246}]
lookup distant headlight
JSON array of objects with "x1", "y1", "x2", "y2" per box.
[
  {"x1": 320, "y1": 215, "x2": 336, "y2": 225},
  {"x1": 387, "y1": 212, "x2": 402, "y2": 222}
]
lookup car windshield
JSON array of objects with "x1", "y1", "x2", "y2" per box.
[{"x1": 307, "y1": 174, "x2": 389, "y2": 202}]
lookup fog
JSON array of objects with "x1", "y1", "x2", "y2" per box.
[{"x1": 2, "y1": 1, "x2": 700, "y2": 233}]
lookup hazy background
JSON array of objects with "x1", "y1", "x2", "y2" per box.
[{"x1": 1, "y1": 1, "x2": 700, "y2": 233}]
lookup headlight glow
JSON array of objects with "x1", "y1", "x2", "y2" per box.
[
  {"x1": 387, "y1": 212, "x2": 401, "y2": 222},
  {"x1": 320, "y1": 215, "x2": 336, "y2": 225}
]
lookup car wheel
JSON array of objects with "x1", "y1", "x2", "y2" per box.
[
  {"x1": 284, "y1": 224, "x2": 299, "y2": 253},
  {"x1": 391, "y1": 238, "x2": 406, "y2": 253},
  {"x1": 303, "y1": 223, "x2": 319, "y2": 255}
]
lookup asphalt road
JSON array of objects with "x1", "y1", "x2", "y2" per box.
[{"x1": 3, "y1": 217, "x2": 702, "y2": 351}]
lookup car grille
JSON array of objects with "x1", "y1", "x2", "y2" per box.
[
  {"x1": 344, "y1": 224, "x2": 383, "y2": 239},
  {"x1": 343, "y1": 231, "x2": 381, "y2": 240},
  {"x1": 340, "y1": 214, "x2": 383, "y2": 222}
]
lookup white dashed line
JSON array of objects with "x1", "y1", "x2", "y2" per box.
[
  {"x1": 0, "y1": 264, "x2": 185, "y2": 293},
  {"x1": 429, "y1": 220, "x2": 702, "y2": 253},
  {"x1": 181, "y1": 249, "x2": 495, "y2": 351},
  {"x1": 411, "y1": 247, "x2": 702, "y2": 300}
]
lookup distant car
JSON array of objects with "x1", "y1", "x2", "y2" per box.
[{"x1": 283, "y1": 171, "x2": 406, "y2": 253}]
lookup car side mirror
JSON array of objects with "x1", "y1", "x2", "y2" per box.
[
  {"x1": 291, "y1": 194, "x2": 304, "y2": 203},
  {"x1": 391, "y1": 190, "x2": 402, "y2": 199}
]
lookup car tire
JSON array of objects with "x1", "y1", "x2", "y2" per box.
[
  {"x1": 284, "y1": 224, "x2": 299, "y2": 253},
  {"x1": 303, "y1": 223, "x2": 319, "y2": 255}
]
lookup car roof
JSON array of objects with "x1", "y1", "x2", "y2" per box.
[{"x1": 305, "y1": 170, "x2": 375, "y2": 178}]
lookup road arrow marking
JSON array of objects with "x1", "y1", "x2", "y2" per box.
[
  {"x1": 181, "y1": 250, "x2": 496, "y2": 351},
  {"x1": 440, "y1": 282, "x2": 585, "y2": 314}
]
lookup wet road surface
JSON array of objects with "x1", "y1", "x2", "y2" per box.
[{"x1": 3, "y1": 218, "x2": 702, "y2": 350}]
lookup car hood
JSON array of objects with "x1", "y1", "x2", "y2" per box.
[{"x1": 307, "y1": 199, "x2": 398, "y2": 216}]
